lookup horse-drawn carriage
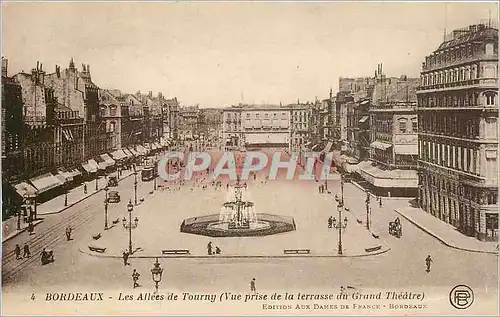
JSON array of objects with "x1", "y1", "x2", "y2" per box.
[
  {"x1": 41, "y1": 249, "x2": 54, "y2": 265},
  {"x1": 389, "y1": 217, "x2": 402, "y2": 238}
]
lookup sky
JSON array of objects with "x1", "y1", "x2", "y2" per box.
[{"x1": 2, "y1": 1, "x2": 498, "y2": 108}]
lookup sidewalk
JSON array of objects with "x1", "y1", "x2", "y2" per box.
[
  {"x1": 2, "y1": 170, "x2": 136, "y2": 241},
  {"x1": 395, "y1": 206, "x2": 498, "y2": 255}
]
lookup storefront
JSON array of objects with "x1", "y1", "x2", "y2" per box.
[
  {"x1": 29, "y1": 172, "x2": 64, "y2": 202},
  {"x1": 358, "y1": 161, "x2": 418, "y2": 197}
]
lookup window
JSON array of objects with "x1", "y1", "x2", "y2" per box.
[
  {"x1": 485, "y1": 93, "x2": 496, "y2": 106},
  {"x1": 484, "y1": 65, "x2": 496, "y2": 78},
  {"x1": 399, "y1": 119, "x2": 407, "y2": 133},
  {"x1": 412, "y1": 119, "x2": 418, "y2": 132},
  {"x1": 486, "y1": 43, "x2": 494, "y2": 55}
]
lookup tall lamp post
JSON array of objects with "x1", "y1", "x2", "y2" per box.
[
  {"x1": 123, "y1": 200, "x2": 139, "y2": 254},
  {"x1": 340, "y1": 173, "x2": 345, "y2": 205},
  {"x1": 151, "y1": 257, "x2": 164, "y2": 294},
  {"x1": 365, "y1": 191, "x2": 371, "y2": 231},
  {"x1": 104, "y1": 186, "x2": 109, "y2": 230},
  {"x1": 153, "y1": 174, "x2": 157, "y2": 191},
  {"x1": 134, "y1": 169, "x2": 138, "y2": 205},
  {"x1": 330, "y1": 202, "x2": 348, "y2": 255},
  {"x1": 95, "y1": 176, "x2": 99, "y2": 191},
  {"x1": 64, "y1": 183, "x2": 68, "y2": 207}
]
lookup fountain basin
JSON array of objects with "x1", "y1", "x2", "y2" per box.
[{"x1": 180, "y1": 213, "x2": 296, "y2": 237}]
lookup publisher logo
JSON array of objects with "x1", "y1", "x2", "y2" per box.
[{"x1": 449, "y1": 285, "x2": 474, "y2": 309}]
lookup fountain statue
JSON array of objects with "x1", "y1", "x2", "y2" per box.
[{"x1": 180, "y1": 176, "x2": 296, "y2": 237}]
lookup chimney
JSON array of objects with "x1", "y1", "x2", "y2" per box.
[
  {"x1": 1, "y1": 57, "x2": 7, "y2": 77},
  {"x1": 148, "y1": 91, "x2": 153, "y2": 99},
  {"x1": 56, "y1": 65, "x2": 61, "y2": 78}
]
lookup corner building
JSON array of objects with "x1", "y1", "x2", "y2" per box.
[{"x1": 417, "y1": 23, "x2": 498, "y2": 241}]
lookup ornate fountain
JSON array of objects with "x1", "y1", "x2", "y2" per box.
[{"x1": 180, "y1": 177, "x2": 296, "y2": 237}]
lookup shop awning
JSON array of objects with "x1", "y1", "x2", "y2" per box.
[
  {"x1": 101, "y1": 153, "x2": 116, "y2": 166},
  {"x1": 129, "y1": 147, "x2": 139, "y2": 156},
  {"x1": 154, "y1": 142, "x2": 162, "y2": 149},
  {"x1": 110, "y1": 150, "x2": 126, "y2": 160},
  {"x1": 88, "y1": 159, "x2": 103, "y2": 170},
  {"x1": 151, "y1": 143, "x2": 158, "y2": 150},
  {"x1": 69, "y1": 169, "x2": 82, "y2": 178},
  {"x1": 94, "y1": 157, "x2": 108, "y2": 170},
  {"x1": 29, "y1": 173, "x2": 63, "y2": 194},
  {"x1": 394, "y1": 144, "x2": 418, "y2": 155},
  {"x1": 122, "y1": 148, "x2": 133, "y2": 157},
  {"x1": 359, "y1": 116, "x2": 369, "y2": 123},
  {"x1": 136, "y1": 145, "x2": 148, "y2": 155},
  {"x1": 81, "y1": 162, "x2": 97, "y2": 173},
  {"x1": 370, "y1": 141, "x2": 393, "y2": 151},
  {"x1": 13, "y1": 182, "x2": 38, "y2": 198},
  {"x1": 56, "y1": 171, "x2": 73, "y2": 183}
]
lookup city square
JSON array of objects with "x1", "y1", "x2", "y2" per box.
[{"x1": 1, "y1": 2, "x2": 499, "y2": 316}]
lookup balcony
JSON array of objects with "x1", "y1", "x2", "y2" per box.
[
  {"x1": 422, "y1": 53, "x2": 498, "y2": 72},
  {"x1": 417, "y1": 78, "x2": 498, "y2": 93}
]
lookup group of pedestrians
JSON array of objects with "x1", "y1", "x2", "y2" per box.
[
  {"x1": 14, "y1": 243, "x2": 30, "y2": 259},
  {"x1": 207, "y1": 241, "x2": 221, "y2": 255}
]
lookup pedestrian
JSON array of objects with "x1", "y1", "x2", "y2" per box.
[
  {"x1": 23, "y1": 243, "x2": 31, "y2": 258},
  {"x1": 123, "y1": 250, "x2": 130, "y2": 266},
  {"x1": 379, "y1": 197, "x2": 383, "y2": 208},
  {"x1": 250, "y1": 278, "x2": 256, "y2": 293},
  {"x1": 14, "y1": 244, "x2": 21, "y2": 260},
  {"x1": 215, "y1": 246, "x2": 221, "y2": 255},
  {"x1": 84, "y1": 183, "x2": 88, "y2": 194},
  {"x1": 328, "y1": 216, "x2": 333, "y2": 229},
  {"x1": 27, "y1": 221, "x2": 34, "y2": 235},
  {"x1": 65, "y1": 226, "x2": 72, "y2": 241},
  {"x1": 132, "y1": 269, "x2": 140, "y2": 289},
  {"x1": 207, "y1": 241, "x2": 213, "y2": 255},
  {"x1": 425, "y1": 255, "x2": 433, "y2": 273},
  {"x1": 253, "y1": 173, "x2": 256, "y2": 181}
]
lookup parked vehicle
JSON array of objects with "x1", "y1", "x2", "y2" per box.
[
  {"x1": 107, "y1": 175, "x2": 118, "y2": 187},
  {"x1": 107, "y1": 191, "x2": 121, "y2": 203},
  {"x1": 141, "y1": 165, "x2": 157, "y2": 181}
]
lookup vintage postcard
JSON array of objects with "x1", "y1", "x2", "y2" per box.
[{"x1": 1, "y1": 1, "x2": 499, "y2": 316}]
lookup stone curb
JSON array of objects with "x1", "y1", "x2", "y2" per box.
[
  {"x1": 78, "y1": 245, "x2": 391, "y2": 259},
  {"x1": 2, "y1": 219, "x2": 44, "y2": 242},
  {"x1": 394, "y1": 208, "x2": 498, "y2": 255},
  {"x1": 38, "y1": 172, "x2": 135, "y2": 216}
]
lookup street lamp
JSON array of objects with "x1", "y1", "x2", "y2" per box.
[
  {"x1": 134, "y1": 169, "x2": 138, "y2": 205},
  {"x1": 330, "y1": 202, "x2": 348, "y2": 255},
  {"x1": 123, "y1": 200, "x2": 139, "y2": 254},
  {"x1": 95, "y1": 176, "x2": 99, "y2": 191},
  {"x1": 18, "y1": 195, "x2": 27, "y2": 230},
  {"x1": 153, "y1": 174, "x2": 157, "y2": 191},
  {"x1": 340, "y1": 173, "x2": 345, "y2": 205},
  {"x1": 104, "y1": 186, "x2": 109, "y2": 230},
  {"x1": 151, "y1": 257, "x2": 164, "y2": 294},
  {"x1": 365, "y1": 191, "x2": 371, "y2": 231},
  {"x1": 64, "y1": 183, "x2": 68, "y2": 207}
]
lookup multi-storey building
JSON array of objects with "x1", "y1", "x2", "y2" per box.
[
  {"x1": 289, "y1": 103, "x2": 312, "y2": 153},
  {"x1": 222, "y1": 105, "x2": 243, "y2": 148},
  {"x1": 241, "y1": 105, "x2": 290, "y2": 149},
  {"x1": 179, "y1": 105, "x2": 200, "y2": 139},
  {"x1": 2, "y1": 58, "x2": 26, "y2": 218},
  {"x1": 358, "y1": 70, "x2": 420, "y2": 196},
  {"x1": 417, "y1": 23, "x2": 498, "y2": 241},
  {"x1": 100, "y1": 89, "x2": 122, "y2": 150},
  {"x1": 163, "y1": 97, "x2": 180, "y2": 140},
  {"x1": 199, "y1": 108, "x2": 223, "y2": 143}
]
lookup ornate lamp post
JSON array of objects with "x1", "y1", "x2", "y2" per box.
[
  {"x1": 95, "y1": 176, "x2": 99, "y2": 191},
  {"x1": 151, "y1": 257, "x2": 164, "y2": 294},
  {"x1": 123, "y1": 200, "x2": 139, "y2": 254},
  {"x1": 330, "y1": 202, "x2": 348, "y2": 255},
  {"x1": 153, "y1": 174, "x2": 157, "y2": 191},
  {"x1": 340, "y1": 173, "x2": 345, "y2": 205},
  {"x1": 104, "y1": 186, "x2": 109, "y2": 230},
  {"x1": 134, "y1": 169, "x2": 138, "y2": 205}
]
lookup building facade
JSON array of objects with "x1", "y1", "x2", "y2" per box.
[{"x1": 417, "y1": 23, "x2": 498, "y2": 241}]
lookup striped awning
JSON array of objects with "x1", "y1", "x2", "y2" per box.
[
  {"x1": 81, "y1": 162, "x2": 97, "y2": 173},
  {"x1": 101, "y1": 154, "x2": 116, "y2": 166}
]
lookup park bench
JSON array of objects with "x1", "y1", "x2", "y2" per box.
[
  {"x1": 283, "y1": 249, "x2": 310, "y2": 255},
  {"x1": 372, "y1": 233, "x2": 380, "y2": 239},
  {"x1": 356, "y1": 219, "x2": 363, "y2": 224},
  {"x1": 112, "y1": 218, "x2": 120, "y2": 225},
  {"x1": 92, "y1": 233, "x2": 102, "y2": 240},
  {"x1": 88, "y1": 246, "x2": 106, "y2": 253},
  {"x1": 162, "y1": 249, "x2": 190, "y2": 255},
  {"x1": 365, "y1": 246, "x2": 382, "y2": 253}
]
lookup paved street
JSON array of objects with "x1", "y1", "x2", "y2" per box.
[{"x1": 2, "y1": 151, "x2": 498, "y2": 315}]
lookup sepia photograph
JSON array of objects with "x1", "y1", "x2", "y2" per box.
[{"x1": 1, "y1": 1, "x2": 499, "y2": 316}]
